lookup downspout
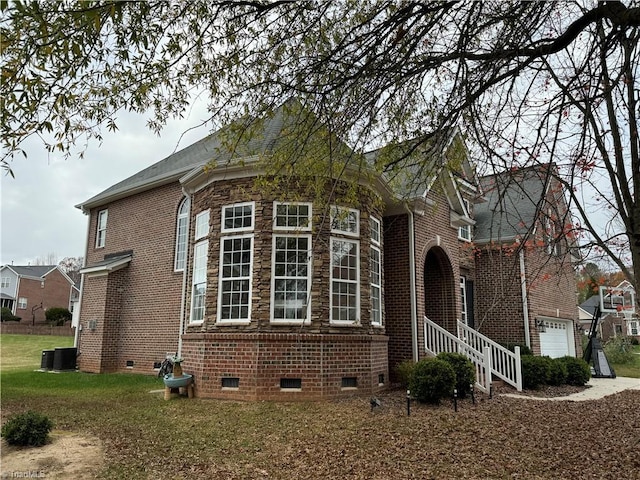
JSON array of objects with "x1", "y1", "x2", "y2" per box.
[
  {"x1": 519, "y1": 249, "x2": 531, "y2": 348},
  {"x1": 407, "y1": 207, "x2": 419, "y2": 361},
  {"x1": 74, "y1": 212, "x2": 91, "y2": 349},
  {"x1": 73, "y1": 274, "x2": 85, "y2": 348},
  {"x1": 177, "y1": 192, "x2": 192, "y2": 358},
  {"x1": 14, "y1": 276, "x2": 20, "y2": 315}
]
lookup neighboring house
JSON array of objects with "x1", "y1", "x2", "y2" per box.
[
  {"x1": 579, "y1": 281, "x2": 639, "y2": 342},
  {"x1": 74, "y1": 102, "x2": 579, "y2": 400},
  {"x1": 0, "y1": 265, "x2": 79, "y2": 324},
  {"x1": 473, "y1": 165, "x2": 581, "y2": 358}
]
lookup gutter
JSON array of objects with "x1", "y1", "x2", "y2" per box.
[{"x1": 519, "y1": 249, "x2": 531, "y2": 348}]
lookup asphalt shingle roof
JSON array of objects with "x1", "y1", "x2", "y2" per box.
[
  {"x1": 77, "y1": 101, "x2": 299, "y2": 211},
  {"x1": 8, "y1": 265, "x2": 57, "y2": 278},
  {"x1": 474, "y1": 165, "x2": 553, "y2": 243}
]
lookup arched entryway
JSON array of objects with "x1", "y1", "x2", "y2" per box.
[{"x1": 423, "y1": 247, "x2": 457, "y2": 334}]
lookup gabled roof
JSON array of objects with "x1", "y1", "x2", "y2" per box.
[
  {"x1": 1, "y1": 264, "x2": 77, "y2": 286},
  {"x1": 77, "y1": 100, "x2": 302, "y2": 212},
  {"x1": 2, "y1": 265, "x2": 58, "y2": 279},
  {"x1": 364, "y1": 128, "x2": 479, "y2": 217},
  {"x1": 579, "y1": 295, "x2": 601, "y2": 318},
  {"x1": 474, "y1": 164, "x2": 556, "y2": 243}
]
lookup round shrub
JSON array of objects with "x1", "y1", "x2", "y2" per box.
[
  {"x1": 409, "y1": 358, "x2": 456, "y2": 404},
  {"x1": 436, "y1": 352, "x2": 476, "y2": 398},
  {"x1": 1, "y1": 411, "x2": 53, "y2": 447},
  {"x1": 501, "y1": 342, "x2": 533, "y2": 356},
  {"x1": 45, "y1": 307, "x2": 72, "y2": 326},
  {"x1": 394, "y1": 360, "x2": 416, "y2": 388},
  {"x1": 521, "y1": 355, "x2": 550, "y2": 389},
  {"x1": 631, "y1": 337, "x2": 639, "y2": 346},
  {"x1": 557, "y1": 356, "x2": 591, "y2": 386},
  {"x1": 0, "y1": 307, "x2": 21, "y2": 322},
  {"x1": 603, "y1": 336, "x2": 635, "y2": 365},
  {"x1": 547, "y1": 358, "x2": 569, "y2": 386}
]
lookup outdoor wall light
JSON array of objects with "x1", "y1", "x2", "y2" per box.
[{"x1": 535, "y1": 319, "x2": 546, "y2": 332}]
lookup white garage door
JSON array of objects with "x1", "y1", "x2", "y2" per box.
[{"x1": 539, "y1": 319, "x2": 573, "y2": 358}]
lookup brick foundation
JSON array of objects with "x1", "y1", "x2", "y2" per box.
[{"x1": 181, "y1": 332, "x2": 389, "y2": 400}]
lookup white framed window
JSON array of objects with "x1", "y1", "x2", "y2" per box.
[
  {"x1": 222, "y1": 202, "x2": 254, "y2": 233},
  {"x1": 330, "y1": 238, "x2": 359, "y2": 323},
  {"x1": 630, "y1": 321, "x2": 638, "y2": 336},
  {"x1": 195, "y1": 209, "x2": 210, "y2": 240},
  {"x1": 458, "y1": 199, "x2": 472, "y2": 241},
  {"x1": 330, "y1": 206, "x2": 359, "y2": 236},
  {"x1": 271, "y1": 235, "x2": 312, "y2": 323},
  {"x1": 370, "y1": 216, "x2": 382, "y2": 326},
  {"x1": 96, "y1": 209, "x2": 108, "y2": 248},
  {"x1": 370, "y1": 244, "x2": 382, "y2": 326},
  {"x1": 174, "y1": 198, "x2": 190, "y2": 271},
  {"x1": 460, "y1": 277, "x2": 468, "y2": 325},
  {"x1": 370, "y1": 217, "x2": 381, "y2": 245},
  {"x1": 18, "y1": 297, "x2": 27, "y2": 309},
  {"x1": 273, "y1": 202, "x2": 312, "y2": 231},
  {"x1": 189, "y1": 241, "x2": 208, "y2": 323},
  {"x1": 218, "y1": 234, "x2": 253, "y2": 323},
  {"x1": 545, "y1": 208, "x2": 559, "y2": 255},
  {"x1": 0, "y1": 277, "x2": 9, "y2": 288}
]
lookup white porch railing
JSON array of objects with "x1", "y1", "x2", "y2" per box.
[
  {"x1": 457, "y1": 320, "x2": 522, "y2": 391},
  {"x1": 423, "y1": 317, "x2": 492, "y2": 394}
]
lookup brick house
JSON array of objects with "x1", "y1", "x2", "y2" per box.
[
  {"x1": 0, "y1": 265, "x2": 79, "y2": 324},
  {"x1": 579, "y1": 282, "x2": 639, "y2": 342},
  {"x1": 473, "y1": 165, "x2": 581, "y2": 358},
  {"x1": 75, "y1": 103, "x2": 579, "y2": 399}
]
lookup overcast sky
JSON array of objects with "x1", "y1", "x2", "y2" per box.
[{"x1": 1, "y1": 105, "x2": 210, "y2": 267}]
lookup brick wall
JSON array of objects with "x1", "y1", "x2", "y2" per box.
[
  {"x1": 383, "y1": 189, "x2": 469, "y2": 380},
  {"x1": 474, "y1": 243, "x2": 580, "y2": 356},
  {"x1": 414, "y1": 191, "x2": 464, "y2": 346},
  {"x1": 474, "y1": 247, "x2": 525, "y2": 344},
  {"x1": 381, "y1": 214, "x2": 412, "y2": 379},
  {"x1": 525, "y1": 247, "x2": 580, "y2": 356},
  {"x1": 0, "y1": 324, "x2": 74, "y2": 336},
  {"x1": 181, "y1": 332, "x2": 388, "y2": 400},
  {"x1": 78, "y1": 182, "x2": 186, "y2": 373}
]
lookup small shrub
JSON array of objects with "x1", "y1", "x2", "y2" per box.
[
  {"x1": 557, "y1": 356, "x2": 591, "y2": 386},
  {"x1": 436, "y1": 352, "x2": 476, "y2": 398},
  {"x1": 409, "y1": 358, "x2": 456, "y2": 404},
  {"x1": 604, "y1": 336, "x2": 635, "y2": 364},
  {"x1": 0, "y1": 307, "x2": 21, "y2": 322},
  {"x1": 501, "y1": 342, "x2": 533, "y2": 356},
  {"x1": 1, "y1": 411, "x2": 54, "y2": 447},
  {"x1": 631, "y1": 337, "x2": 639, "y2": 346},
  {"x1": 45, "y1": 307, "x2": 72, "y2": 326},
  {"x1": 521, "y1": 355, "x2": 550, "y2": 389},
  {"x1": 547, "y1": 358, "x2": 569, "y2": 386},
  {"x1": 394, "y1": 360, "x2": 416, "y2": 388}
]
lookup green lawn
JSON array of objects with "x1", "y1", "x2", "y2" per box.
[
  {"x1": 0, "y1": 334, "x2": 74, "y2": 372},
  {"x1": 2, "y1": 334, "x2": 639, "y2": 479},
  {"x1": 610, "y1": 344, "x2": 640, "y2": 378}
]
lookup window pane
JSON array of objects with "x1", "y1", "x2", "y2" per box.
[
  {"x1": 189, "y1": 241, "x2": 208, "y2": 322},
  {"x1": 274, "y1": 202, "x2": 311, "y2": 230},
  {"x1": 223, "y1": 203, "x2": 254, "y2": 231},
  {"x1": 330, "y1": 238, "x2": 359, "y2": 322},
  {"x1": 272, "y1": 235, "x2": 311, "y2": 321},
  {"x1": 195, "y1": 210, "x2": 210, "y2": 239},
  {"x1": 219, "y1": 235, "x2": 252, "y2": 321}
]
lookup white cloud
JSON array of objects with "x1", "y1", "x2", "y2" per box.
[{"x1": 1, "y1": 104, "x2": 210, "y2": 266}]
